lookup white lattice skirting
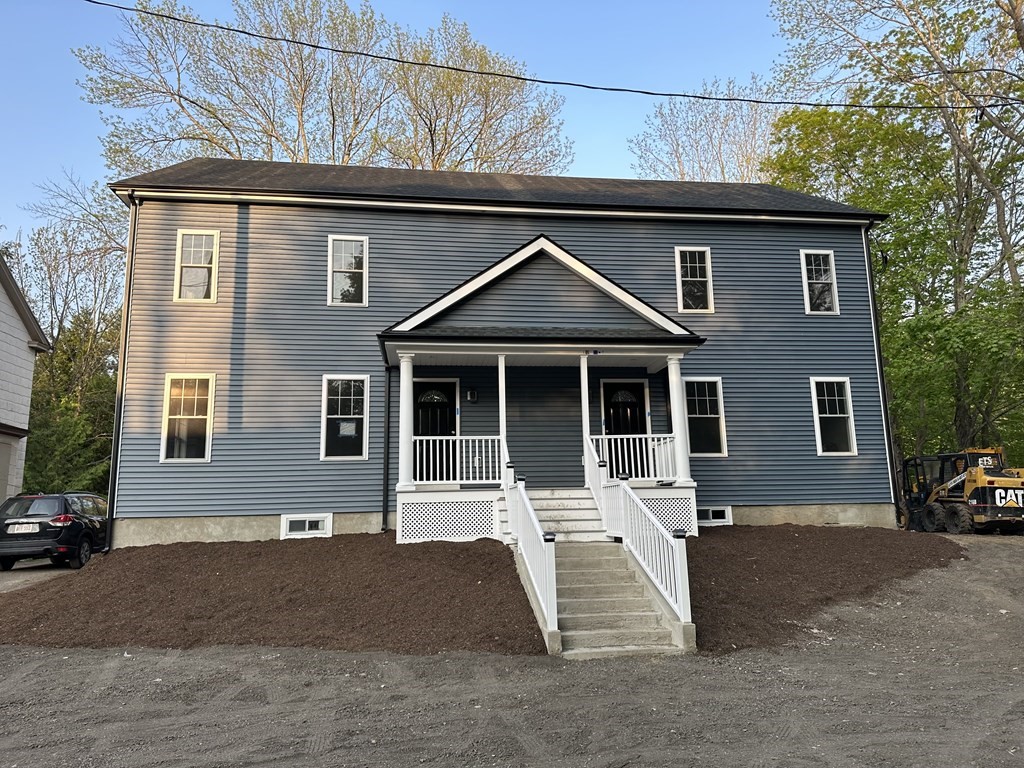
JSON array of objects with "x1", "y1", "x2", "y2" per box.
[
  {"x1": 396, "y1": 491, "x2": 501, "y2": 544},
  {"x1": 636, "y1": 489, "x2": 699, "y2": 537}
]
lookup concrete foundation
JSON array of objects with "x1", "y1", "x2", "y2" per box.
[
  {"x1": 112, "y1": 512, "x2": 388, "y2": 549},
  {"x1": 731, "y1": 503, "x2": 896, "y2": 529}
]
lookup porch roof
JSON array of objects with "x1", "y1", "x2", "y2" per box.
[{"x1": 377, "y1": 337, "x2": 704, "y2": 370}]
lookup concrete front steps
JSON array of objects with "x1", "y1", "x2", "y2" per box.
[
  {"x1": 528, "y1": 488, "x2": 607, "y2": 543},
  {"x1": 555, "y1": 541, "x2": 681, "y2": 659}
]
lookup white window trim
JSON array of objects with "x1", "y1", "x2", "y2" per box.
[
  {"x1": 809, "y1": 376, "x2": 858, "y2": 456},
  {"x1": 697, "y1": 506, "x2": 733, "y2": 526},
  {"x1": 599, "y1": 379, "x2": 653, "y2": 436},
  {"x1": 280, "y1": 513, "x2": 333, "y2": 539},
  {"x1": 159, "y1": 373, "x2": 216, "y2": 464},
  {"x1": 173, "y1": 229, "x2": 220, "y2": 304},
  {"x1": 320, "y1": 374, "x2": 370, "y2": 461},
  {"x1": 327, "y1": 235, "x2": 369, "y2": 307},
  {"x1": 682, "y1": 376, "x2": 728, "y2": 457},
  {"x1": 674, "y1": 246, "x2": 715, "y2": 314},
  {"x1": 800, "y1": 249, "x2": 840, "y2": 315}
]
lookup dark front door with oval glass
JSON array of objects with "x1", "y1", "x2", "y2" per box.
[
  {"x1": 602, "y1": 381, "x2": 649, "y2": 479},
  {"x1": 414, "y1": 381, "x2": 458, "y2": 482}
]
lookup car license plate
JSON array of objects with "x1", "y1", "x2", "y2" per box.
[{"x1": 8, "y1": 523, "x2": 38, "y2": 534}]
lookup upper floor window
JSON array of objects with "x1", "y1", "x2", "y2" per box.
[
  {"x1": 675, "y1": 247, "x2": 714, "y2": 313},
  {"x1": 810, "y1": 377, "x2": 857, "y2": 455},
  {"x1": 800, "y1": 250, "x2": 839, "y2": 314},
  {"x1": 321, "y1": 375, "x2": 369, "y2": 460},
  {"x1": 175, "y1": 230, "x2": 220, "y2": 302},
  {"x1": 161, "y1": 374, "x2": 215, "y2": 462},
  {"x1": 328, "y1": 235, "x2": 368, "y2": 306},
  {"x1": 683, "y1": 378, "x2": 727, "y2": 456}
]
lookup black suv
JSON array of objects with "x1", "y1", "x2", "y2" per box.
[{"x1": 0, "y1": 493, "x2": 108, "y2": 570}]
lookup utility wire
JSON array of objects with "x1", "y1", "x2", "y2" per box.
[{"x1": 84, "y1": 0, "x2": 1016, "y2": 111}]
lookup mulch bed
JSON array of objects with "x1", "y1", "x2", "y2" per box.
[{"x1": 0, "y1": 525, "x2": 964, "y2": 656}]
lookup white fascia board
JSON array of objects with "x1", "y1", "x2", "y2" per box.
[
  {"x1": 381, "y1": 340, "x2": 703, "y2": 367},
  {"x1": 119, "y1": 188, "x2": 876, "y2": 226},
  {"x1": 391, "y1": 236, "x2": 687, "y2": 335}
]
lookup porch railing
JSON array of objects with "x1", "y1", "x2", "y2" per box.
[
  {"x1": 590, "y1": 434, "x2": 677, "y2": 483},
  {"x1": 620, "y1": 482, "x2": 692, "y2": 623},
  {"x1": 504, "y1": 460, "x2": 558, "y2": 634},
  {"x1": 413, "y1": 436, "x2": 502, "y2": 484}
]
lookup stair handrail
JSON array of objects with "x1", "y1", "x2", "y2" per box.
[
  {"x1": 619, "y1": 482, "x2": 692, "y2": 624},
  {"x1": 583, "y1": 438, "x2": 608, "y2": 526},
  {"x1": 502, "y1": 449, "x2": 557, "y2": 633}
]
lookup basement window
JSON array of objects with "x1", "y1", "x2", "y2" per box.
[
  {"x1": 696, "y1": 507, "x2": 732, "y2": 526},
  {"x1": 280, "y1": 513, "x2": 333, "y2": 539}
]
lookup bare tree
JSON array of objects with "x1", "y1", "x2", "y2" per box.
[
  {"x1": 384, "y1": 15, "x2": 572, "y2": 174},
  {"x1": 76, "y1": 0, "x2": 572, "y2": 176},
  {"x1": 628, "y1": 77, "x2": 779, "y2": 182}
]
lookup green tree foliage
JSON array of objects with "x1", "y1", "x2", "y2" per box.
[
  {"x1": 76, "y1": 0, "x2": 573, "y2": 176},
  {"x1": 22, "y1": 312, "x2": 120, "y2": 494},
  {"x1": 767, "y1": 0, "x2": 1024, "y2": 462}
]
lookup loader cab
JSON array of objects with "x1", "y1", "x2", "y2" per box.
[
  {"x1": 964, "y1": 449, "x2": 1005, "y2": 470},
  {"x1": 903, "y1": 456, "x2": 940, "y2": 507}
]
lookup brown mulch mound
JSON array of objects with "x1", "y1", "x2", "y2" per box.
[
  {"x1": 0, "y1": 533, "x2": 547, "y2": 655},
  {"x1": 0, "y1": 525, "x2": 964, "y2": 656},
  {"x1": 687, "y1": 524, "x2": 965, "y2": 654}
]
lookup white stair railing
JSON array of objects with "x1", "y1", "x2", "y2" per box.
[
  {"x1": 503, "y1": 449, "x2": 558, "y2": 634},
  {"x1": 583, "y1": 438, "x2": 609, "y2": 526},
  {"x1": 413, "y1": 435, "x2": 503, "y2": 484},
  {"x1": 591, "y1": 434, "x2": 677, "y2": 483},
  {"x1": 620, "y1": 482, "x2": 692, "y2": 624}
]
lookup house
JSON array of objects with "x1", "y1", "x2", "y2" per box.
[
  {"x1": 0, "y1": 253, "x2": 49, "y2": 498},
  {"x1": 106, "y1": 159, "x2": 895, "y2": 653}
]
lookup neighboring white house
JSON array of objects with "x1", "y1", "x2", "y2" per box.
[{"x1": 0, "y1": 254, "x2": 49, "y2": 498}]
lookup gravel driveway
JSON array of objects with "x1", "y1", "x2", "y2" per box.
[{"x1": 1, "y1": 535, "x2": 1021, "y2": 767}]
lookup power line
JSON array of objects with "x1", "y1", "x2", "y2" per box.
[{"x1": 84, "y1": 0, "x2": 1016, "y2": 112}]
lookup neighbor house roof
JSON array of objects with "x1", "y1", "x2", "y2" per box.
[
  {"x1": 0, "y1": 253, "x2": 50, "y2": 353},
  {"x1": 111, "y1": 158, "x2": 884, "y2": 221}
]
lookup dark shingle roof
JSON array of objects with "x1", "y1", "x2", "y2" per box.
[{"x1": 111, "y1": 158, "x2": 883, "y2": 220}]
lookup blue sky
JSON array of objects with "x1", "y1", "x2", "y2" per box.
[{"x1": 0, "y1": 0, "x2": 784, "y2": 239}]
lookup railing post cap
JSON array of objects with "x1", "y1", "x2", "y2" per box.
[
  {"x1": 505, "y1": 462, "x2": 515, "y2": 468},
  {"x1": 598, "y1": 460, "x2": 607, "y2": 467},
  {"x1": 516, "y1": 474, "x2": 526, "y2": 482},
  {"x1": 617, "y1": 473, "x2": 630, "y2": 481},
  {"x1": 542, "y1": 532, "x2": 556, "y2": 543},
  {"x1": 672, "y1": 528, "x2": 688, "y2": 539}
]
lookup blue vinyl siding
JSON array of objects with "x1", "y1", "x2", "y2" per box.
[
  {"x1": 431, "y1": 255, "x2": 652, "y2": 329},
  {"x1": 115, "y1": 199, "x2": 891, "y2": 518}
]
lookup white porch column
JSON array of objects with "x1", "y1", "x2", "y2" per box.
[
  {"x1": 497, "y1": 354, "x2": 508, "y2": 446},
  {"x1": 579, "y1": 354, "x2": 591, "y2": 440},
  {"x1": 666, "y1": 354, "x2": 694, "y2": 486},
  {"x1": 397, "y1": 353, "x2": 415, "y2": 490}
]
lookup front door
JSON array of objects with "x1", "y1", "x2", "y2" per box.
[
  {"x1": 601, "y1": 381, "x2": 650, "y2": 479},
  {"x1": 414, "y1": 381, "x2": 458, "y2": 482}
]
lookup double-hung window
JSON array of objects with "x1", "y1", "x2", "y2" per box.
[
  {"x1": 810, "y1": 377, "x2": 857, "y2": 455},
  {"x1": 675, "y1": 247, "x2": 714, "y2": 312},
  {"x1": 161, "y1": 374, "x2": 215, "y2": 462},
  {"x1": 174, "y1": 230, "x2": 220, "y2": 302},
  {"x1": 328, "y1": 236, "x2": 368, "y2": 306},
  {"x1": 800, "y1": 250, "x2": 839, "y2": 314},
  {"x1": 321, "y1": 375, "x2": 369, "y2": 460},
  {"x1": 683, "y1": 378, "x2": 727, "y2": 456}
]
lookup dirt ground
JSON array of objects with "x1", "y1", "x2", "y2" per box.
[
  {"x1": 0, "y1": 526, "x2": 963, "y2": 655},
  {"x1": 2, "y1": 530, "x2": 1023, "y2": 766}
]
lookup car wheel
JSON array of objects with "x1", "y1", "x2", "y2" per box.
[
  {"x1": 68, "y1": 537, "x2": 93, "y2": 570},
  {"x1": 0, "y1": 557, "x2": 16, "y2": 571}
]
